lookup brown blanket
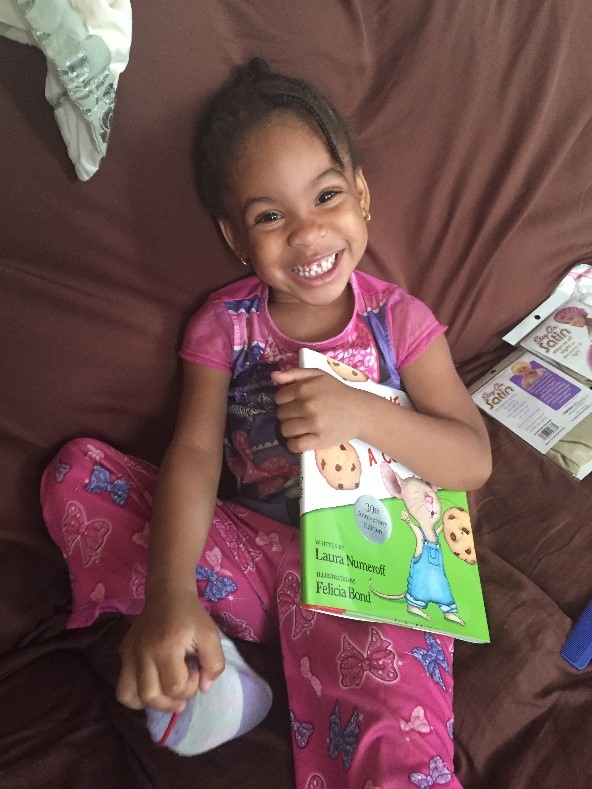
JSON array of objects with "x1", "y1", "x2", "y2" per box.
[{"x1": 1, "y1": 2, "x2": 592, "y2": 787}]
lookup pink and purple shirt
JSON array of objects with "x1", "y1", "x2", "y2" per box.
[{"x1": 180, "y1": 270, "x2": 445, "y2": 524}]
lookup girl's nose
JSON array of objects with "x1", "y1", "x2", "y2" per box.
[{"x1": 287, "y1": 215, "x2": 325, "y2": 247}]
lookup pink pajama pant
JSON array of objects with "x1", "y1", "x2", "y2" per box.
[{"x1": 40, "y1": 438, "x2": 460, "y2": 789}]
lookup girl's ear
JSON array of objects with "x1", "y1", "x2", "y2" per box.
[
  {"x1": 218, "y1": 218, "x2": 245, "y2": 259},
  {"x1": 354, "y1": 168, "x2": 371, "y2": 218}
]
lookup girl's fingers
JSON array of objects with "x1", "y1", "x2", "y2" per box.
[
  {"x1": 272, "y1": 369, "x2": 327, "y2": 405},
  {"x1": 277, "y1": 416, "x2": 312, "y2": 440},
  {"x1": 157, "y1": 646, "x2": 196, "y2": 700},
  {"x1": 194, "y1": 631, "x2": 226, "y2": 692},
  {"x1": 115, "y1": 655, "x2": 143, "y2": 710},
  {"x1": 286, "y1": 434, "x2": 317, "y2": 454},
  {"x1": 275, "y1": 400, "x2": 306, "y2": 423},
  {"x1": 271, "y1": 367, "x2": 320, "y2": 385},
  {"x1": 136, "y1": 655, "x2": 167, "y2": 707}
]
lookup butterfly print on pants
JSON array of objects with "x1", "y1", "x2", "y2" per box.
[
  {"x1": 85, "y1": 464, "x2": 131, "y2": 506},
  {"x1": 306, "y1": 773, "x2": 327, "y2": 789},
  {"x1": 338, "y1": 627, "x2": 398, "y2": 688},
  {"x1": 61, "y1": 501, "x2": 111, "y2": 567},
  {"x1": 328, "y1": 701, "x2": 360, "y2": 771},
  {"x1": 216, "y1": 612, "x2": 256, "y2": 642},
  {"x1": 300, "y1": 656, "x2": 322, "y2": 697},
  {"x1": 409, "y1": 755, "x2": 452, "y2": 787},
  {"x1": 400, "y1": 706, "x2": 431, "y2": 734},
  {"x1": 196, "y1": 565, "x2": 237, "y2": 603},
  {"x1": 305, "y1": 777, "x2": 326, "y2": 789},
  {"x1": 277, "y1": 571, "x2": 316, "y2": 638},
  {"x1": 410, "y1": 633, "x2": 451, "y2": 691},
  {"x1": 213, "y1": 517, "x2": 261, "y2": 572},
  {"x1": 131, "y1": 564, "x2": 146, "y2": 599},
  {"x1": 289, "y1": 710, "x2": 314, "y2": 748},
  {"x1": 51, "y1": 456, "x2": 71, "y2": 482}
]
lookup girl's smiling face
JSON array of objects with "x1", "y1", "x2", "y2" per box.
[{"x1": 218, "y1": 113, "x2": 370, "y2": 310}]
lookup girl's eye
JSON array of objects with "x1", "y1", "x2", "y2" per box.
[
  {"x1": 254, "y1": 211, "x2": 281, "y2": 224},
  {"x1": 317, "y1": 189, "x2": 340, "y2": 204}
]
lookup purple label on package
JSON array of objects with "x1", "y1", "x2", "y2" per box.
[{"x1": 510, "y1": 361, "x2": 580, "y2": 409}]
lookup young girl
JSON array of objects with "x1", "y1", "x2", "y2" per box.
[{"x1": 41, "y1": 58, "x2": 491, "y2": 788}]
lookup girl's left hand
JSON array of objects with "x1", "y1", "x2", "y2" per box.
[{"x1": 272, "y1": 368, "x2": 365, "y2": 453}]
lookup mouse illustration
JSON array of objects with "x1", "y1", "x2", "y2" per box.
[{"x1": 368, "y1": 463, "x2": 464, "y2": 625}]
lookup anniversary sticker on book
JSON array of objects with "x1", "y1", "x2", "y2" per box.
[{"x1": 298, "y1": 348, "x2": 490, "y2": 644}]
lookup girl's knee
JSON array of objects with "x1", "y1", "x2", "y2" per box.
[{"x1": 40, "y1": 437, "x2": 158, "y2": 529}]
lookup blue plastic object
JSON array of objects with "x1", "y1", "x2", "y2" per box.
[{"x1": 561, "y1": 598, "x2": 592, "y2": 669}]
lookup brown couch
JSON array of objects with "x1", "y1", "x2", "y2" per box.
[{"x1": 2, "y1": 2, "x2": 592, "y2": 787}]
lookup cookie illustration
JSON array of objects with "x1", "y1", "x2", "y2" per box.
[
  {"x1": 442, "y1": 507, "x2": 476, "y2": 564},
  {"x1": 315, "y1": 443, "x2": 361, "y2": 490},
  {"x1": 327, "y1": 358, "x2": 369, "y2": 382}
]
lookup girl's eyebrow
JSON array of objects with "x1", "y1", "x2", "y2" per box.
[
  {"x1": 241, "y1": 167, "x2": 346, "y2": 216},
  {"x1": 242, "y1": 194, "x2": 274, "y2": 214},
  {"x1": 310, "y1": 166, "x2": 346, "y2": 187}
]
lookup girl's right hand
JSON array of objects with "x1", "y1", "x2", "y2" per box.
[{"x1": 115, "y1": 590, "x2": 225, "y2": 712}]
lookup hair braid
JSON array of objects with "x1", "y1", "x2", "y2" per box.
[
  {"x1": 262, "y1": 90, "x2": 345, "y2": 169},
  {"x1": 194, "y1": 58, "x2": 360, "y2": 218}
]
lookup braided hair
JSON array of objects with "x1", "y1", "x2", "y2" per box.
[{"x1": 195, "y1": 58, "x2": 361, "y2": 218}]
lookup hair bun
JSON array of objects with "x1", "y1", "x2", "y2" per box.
[{"x1": 243, "y1": 57, "x2": 271, "y2": 82}]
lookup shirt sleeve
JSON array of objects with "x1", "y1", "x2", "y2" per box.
[
  {"x1": 178, "y1": 297, "x2": 234, "y2": 374},
  {"x1": 388, "y1": 290, "x2": 447, "y2": 371}
]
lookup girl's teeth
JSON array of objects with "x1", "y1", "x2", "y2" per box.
[{"x1": 292, "y1": 254, "x2": 336, "y2": 278}]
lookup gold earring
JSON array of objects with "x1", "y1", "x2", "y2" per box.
[
  {"x1": 364, "y1": 211, "x2": 372, "y2": 222},
  {"x1": 240, "y1": 257, "x2": 249, "y2": 267}
]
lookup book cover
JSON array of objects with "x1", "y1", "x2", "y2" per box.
[{"x1": 298, "y1": 348, "x2": 490, "y2": 644}]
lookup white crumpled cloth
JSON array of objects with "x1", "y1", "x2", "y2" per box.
[{"x1": 0, "y1": 0, "x2": 132, "y2": 180}]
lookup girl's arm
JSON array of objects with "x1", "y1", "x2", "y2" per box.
[
  {"x1": 370, "y1": 335, "x2": 491, "y2": 489},
  {"x1": 144, "y1": 361, "x2": 229, "y2": 595},
  {"x1": 273, "y1": 335, "x2": 491, "y2": 491},
  {"x1": 116, "y1": 361, "x2": 231, "y2": 712}
]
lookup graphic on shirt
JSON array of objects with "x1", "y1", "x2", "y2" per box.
[
  {"x1": 180, "y1": 272, "x2": 445, "y2": 523},
  {"x1": 226, "y1": 429, "x2": 298, "y2": 499},
  {"x1": 224, "y1": 291, "x2": 396, "y2": 514}
]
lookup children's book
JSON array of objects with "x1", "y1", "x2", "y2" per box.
[{"x1": 298, "y1": 348, "x2": 490, "y2": 644}]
